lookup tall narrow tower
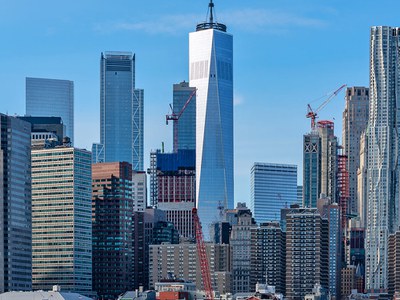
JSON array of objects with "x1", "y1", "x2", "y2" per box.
[
  {"x1": 365, "y1": 26, "x2": 400, "y2": 290},
  {"x1": 189, "y1": 0, "x2": 234, "y2": 238}
]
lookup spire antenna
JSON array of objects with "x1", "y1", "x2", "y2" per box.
[
  {"x1": 209, "y1": 0, "x2": 214, "y2": 24},
  {"x1": 196, "y1": 0, "x2": 227, "y2": 32}
]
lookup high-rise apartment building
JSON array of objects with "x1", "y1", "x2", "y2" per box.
[
  {"x1": 318, "y1": 121, "x2": 338, "y2": 203},
  {"x1": 285, "y1": 207, "x2": 329, "y2": 300},
  {"x1": 189, "y1": 2, "x2": 234, "y2": 236},
  {"x1": 92, "y1": 162, "x2": 133, "y2": 299},
  {"x1": 133, "y1": 171, "x2": 147, "y2": 212},
  {"x1": 31, "y1": 145, "x2": 92, "y2": 295},
  {"x1": 0, "y1": 114, "x2": 32, "y2": 292},
  {"x1": 228, "y1": 203, "x2": 256, "y2": 294},
  {"x1": 303, "y1": 121, "x2": 338, "y2": 208},
  {"x1": 250, "y1": 221, "x2": 286, "y2": 295},
  {"x1": 26, "y1": 77, "x2": 74, "y2": 143},
  {"x1": 156, "y1": 149, "x2": 196, "y2": 238},
  {"x1": 149, "y1": 243, "x2": 231, "y2": 295},
  {"x1": 173, "y1": 81, "x2": 196, "y2": 151},
  {"x1": 342, "y1": 87, "x2": 369, "y2": 215},
  {"x1": 100, "y1": 52, "x2": 144, "y2": 170},
  {"x1": 250, "y1": 162, "x2": 297, "y2": 224},
  {"x1": 365, "y1": 26, "x2": 400, "y2": 290}
]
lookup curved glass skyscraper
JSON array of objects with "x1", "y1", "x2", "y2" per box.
[
  {"x1": 365, "y1": 26, "x2": 400, "y2": 290},
  {"x1": 189, "y1": 1, "x2": 234, "y2": 238}
]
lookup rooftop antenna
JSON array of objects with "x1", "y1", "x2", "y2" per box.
[{"x1": 209, "y1": 0, "x2": 214, "y2": 24}]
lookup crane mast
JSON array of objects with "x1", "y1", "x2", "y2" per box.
[{"x1": 192, "y1": 208, "x2": 214, "y2": 300}]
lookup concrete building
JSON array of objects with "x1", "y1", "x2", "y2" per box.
[
  {"x1": 190, "y1": 1, "x2": 234, "y2": 237},
  {"x1": 250, "y1": 162, "x2": 297, "y2": 224},
  {"x1": 0, "y1": 114, "x2": 32, "y2": 292},
  {"x1": 342, "y1": 87, "x2": 369, "y2": 215},
  {"x1": 100, "y1": 51, "x2": 144, "y2": 170},
  {"x1": 156, "y1": 149, "x2": 196, "y2": 239},
  {"x1": 92, "y1": 162, "x2": 133, "y2": 299},
  {"x1": 365, "y1": 26, "x2": 400, "y2": 290},
  {"x1": 250, "y1": 222, "x2": 286, "y2": 295},
  {"x1": 318, "y1": 121, "x2": 338, "y2": 204},
  {"x1": 173, "y1": 81, "x2": 196, "y2": 151},
  {"x1": 285, "y1": 207, "x2": 329, "y2": 300},
  {"x1": 228, "y1": 203, "x2": 256, "y2": 294},
  {"x1": 133, "y1": 171, "x2": 147, "y2": 212},
  {"x1": 149, "y1": 242, "x2": 231, "y2": 294},
  {"x1": 31, "y1": 144, "x2": 92, "y2": 295},
  {"x1": 25, "y1": 77, "x2": 74, "y2": 143}
]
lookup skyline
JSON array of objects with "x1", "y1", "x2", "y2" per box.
[{"x1": 2, "y1": 1, "x2": 400, "y2": 204}]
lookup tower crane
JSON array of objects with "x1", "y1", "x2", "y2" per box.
[
  {"x1": 306, "y1": 84, "x2": 347, "y2": 130},
  {"x1": 166, "y1": 88, "x2": 197, "y2": 152},
  {"x1": 192, "y1": 208, "x2": 214, "y2": 300}
]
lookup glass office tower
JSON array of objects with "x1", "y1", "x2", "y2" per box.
[
  {"x1": 0, "y1": 114, "x2": 32, "y2": 292},
  {"x1": 173, "y1": 81, "x2": 196, "y2": 151},
  {"x1": 189, "y1": 2, "x2": 233, "y2": 238},
  {"x1": 26, "y1": 77, "x2": 74, "y2": 143},
  {"x1": 250, "y1": 162, "x2": 297, "y2": 224},
  {"x1": 100, "y1": 52, "x2": 144, "y2": 170}
]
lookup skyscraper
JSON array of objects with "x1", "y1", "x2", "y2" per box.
[
  {"x1": 100, "y1": 52, "x2": 144, "y2": 170},
  {"x1": 303, "y1": 121, "x2": 338, "y2": 208},
  {"x1": 26, "y1": 77, "x2": 74, "y2": 143},
  {"x1": 92, "y1": 162, "x2": 133, "y2": 299},
  {"x1": 303, "y1": 131, "x2": 321, "y2": 207},
  {"x1": 31, "y1": 144, "x2": 92, "y2": 295},
  {"x1": 365, "y1": 26, "x2": 400, "y2": 291},
  {"x1": 0, "y1": 114, "x2": 32, "y2": 292},
  {"x1": 250, "y1": 162, "x2": 298, "y2": 224},
  {"x1": 189, "y1": 1, "x2": 233, "y2": 236},
  {"x1": 342, "y1": 87, "x2": 369, "y2": 215},
  {"x1": 173, "y1": 81, "x2": 196, "y2": 151}
]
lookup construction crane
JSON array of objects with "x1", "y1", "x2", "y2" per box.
[
  {"x1": 166, "y1": 88, "x2": 197, "y2": 152},
  {"x1": 192, "y1": 208, "x2": 214, "y2": 300},
  {"x1": 306, "y1": 84, "x2": 346, "y2": 130}
]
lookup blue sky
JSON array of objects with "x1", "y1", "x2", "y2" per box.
[{"x1": 1, "y1": 0, "x2": 399, "y2": 205}]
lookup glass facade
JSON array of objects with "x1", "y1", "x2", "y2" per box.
[
  {"x1": 189, "y1": 26, "x2": 234, "y2": 239},
  {"x1": 365, "y1": 26, "x2": 400, "y2": 290},
  {"x1": 250, "y1": 162, "x2": 298, "y2": 224},
  {"x1": 173, "y1": 81, "x2": 196, "y2": 151},
  {"x1": 303, "y1": 132, "x2": 321, "y2": 208},
  {"x1": 31, "y1": 147, "x2": 92, "y2": 296},
  {"x1": 100, "y1": 52, "x2": 144, "y2": 171},
  {"x1": 0, "y1": 114, "x2": 32, "y2": 292},
  {"x1": 26, "y1": 77, "x2": 74, "y2": 144}
]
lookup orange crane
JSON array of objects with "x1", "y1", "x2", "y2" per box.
[
  {"x1": 166, "y1": 89, "x2": 197, "y2": 152},
  {"x1": 306, "y1": 84, "x2": 346, "y2": 130},
  {"x1": 192, "y1": 208, "x2": 214, "y2": 300}
]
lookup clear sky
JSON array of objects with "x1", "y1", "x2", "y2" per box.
[{"x1": 1, "y1": 0, "x2": 399, "y2": 205}]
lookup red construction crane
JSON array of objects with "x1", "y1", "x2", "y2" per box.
[
  {"x1": 166, "y1": 89, "x2": 197, "y2": 152},
  {"x1": 306, "y1": 84, "x2": 346, "y2": 130},
  {"x1": 192, "y1": 208, "x2": 214, "y2": 300}
]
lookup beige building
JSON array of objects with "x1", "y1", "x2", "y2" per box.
[
  {"x1": 149, "y1": 243, "x2": 231, "y2": 294},
  {"x1": 342, "y1": 87, "x2": 369, "y2": 216}
]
